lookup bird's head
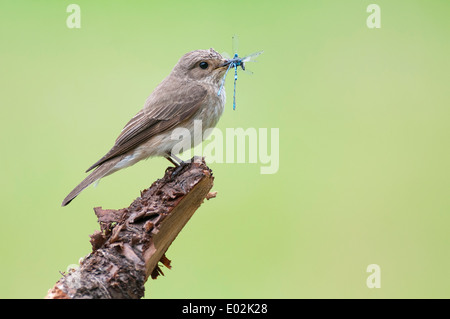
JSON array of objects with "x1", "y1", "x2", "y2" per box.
[{"x1": 172, "y1": 48, "x2": 229, "y2": 85}]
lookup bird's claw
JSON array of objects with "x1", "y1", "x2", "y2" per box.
[{"x1": 171, "y1": 161, "x2": 188, "y2": 178}]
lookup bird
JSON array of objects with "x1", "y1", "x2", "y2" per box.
[{"x1": 62, "y1": 48, "x2": 229, "y2": 206}]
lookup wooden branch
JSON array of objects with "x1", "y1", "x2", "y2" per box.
[{"x1": 46, "y1": 156, "x2": 215, "y2": 299}]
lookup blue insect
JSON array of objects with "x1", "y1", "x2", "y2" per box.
[{"x1": 218, "y1": 35, "x2": 263, "y2": 110}]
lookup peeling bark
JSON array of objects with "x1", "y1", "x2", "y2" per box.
[{"x1": 46, "y1": 157, "x2": 215, "y2": 299}]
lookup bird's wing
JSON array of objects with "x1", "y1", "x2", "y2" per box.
[{"x1": 85, "y1": 81, "x2": 207, "y2": 172}]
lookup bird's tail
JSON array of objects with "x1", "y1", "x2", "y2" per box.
[{"x1": 61, "y1": 159, "x2": 119, "y2": 206}]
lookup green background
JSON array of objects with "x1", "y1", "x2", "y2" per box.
[{"x1": 1, "y1": 0, "x2": 449, "y2": 298}]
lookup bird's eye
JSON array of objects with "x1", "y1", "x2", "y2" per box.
[{"x1": 199, "y1": 62, "x2": 209, "y2": 69}]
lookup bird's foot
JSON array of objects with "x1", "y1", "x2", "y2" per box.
[{"x1": 171, "y1": 160, "x2": 189, "y2": 178}]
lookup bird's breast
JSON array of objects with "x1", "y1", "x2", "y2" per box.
[{"x1": 197, "y1": 87, "x2": 225, "y2": 130}]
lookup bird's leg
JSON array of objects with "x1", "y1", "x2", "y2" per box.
[
  {"x1": 165, "y1": 152, "x2": 185, "y2": 166},
  {"x1": 165, "y1": 155, "x2": 179, "y2": 167},
  {"x1": 165, "y1": 152, "x2": 188, "y2": 177}
]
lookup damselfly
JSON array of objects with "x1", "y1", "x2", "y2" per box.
[{"x1": 218, "y1": 35, "x2": 263, "y2": 110}]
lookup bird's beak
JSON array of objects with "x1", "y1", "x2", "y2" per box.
[{"x1": 217, "y1": 59, "x2": 231, "y2": 69}]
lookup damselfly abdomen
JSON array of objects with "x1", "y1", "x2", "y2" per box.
[{"x1": 218, "y1": 35, "x2": 263, "y2": 110}]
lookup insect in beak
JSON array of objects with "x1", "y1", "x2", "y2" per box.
[{"x1": 217, "y1": 36, "x2": 263, "y2": 110}]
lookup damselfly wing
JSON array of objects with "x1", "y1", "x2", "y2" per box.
[{"x1": 218, "y1": 36, "x2": 263, "y2": 110}]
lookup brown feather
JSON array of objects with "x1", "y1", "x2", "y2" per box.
[
  {"x1": 85, "y1": 80, "x2": 207, "y2": 172},
  {"x1": 61, "y1": 157, "x2": 121, "y2": 206}
]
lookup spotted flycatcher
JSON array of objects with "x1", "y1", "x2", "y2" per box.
[{"x1": 62, "y1": 48, "x2": 229, "y2": 206}]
